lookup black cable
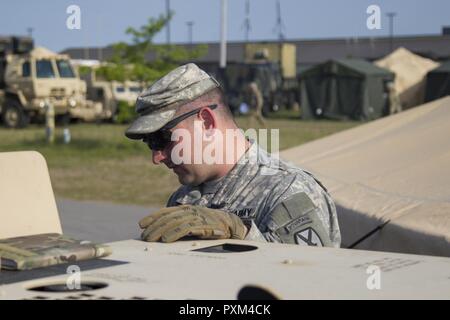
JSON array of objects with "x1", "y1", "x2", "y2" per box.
[{"x1": 347, "y1": 219, "x2": 391, "y2": 249}]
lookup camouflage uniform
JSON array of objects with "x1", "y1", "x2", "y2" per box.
[
  {"x1": 167, "y1": 143, "x2": 341, "y2": 247},
  {"x1": 125, "y1": 63, "x2": 341, "y2": 247}
]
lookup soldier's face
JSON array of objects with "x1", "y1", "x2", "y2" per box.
[{"x1": 151, "y1": 117, "x2": 212, "y2": 186}]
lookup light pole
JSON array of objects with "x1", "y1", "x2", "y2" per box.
[
  {"x1": 220, "y1": 0, "x2": 228, "y2": 68},
  {"x1": 186, "y1": 21, "x2": 194, "y2": 46},
  {"x1": 386, "y1": 12, "x2": 397, "y2": 53}
]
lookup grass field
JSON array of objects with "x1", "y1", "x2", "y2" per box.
[{"x1": 0, "y1": 116, "x2": 360, "y2": 206}]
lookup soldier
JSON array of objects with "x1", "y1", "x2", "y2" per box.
[
  {"x1": 44, "y1": 99, "x2": 55, "y2": 144},
  {"x1": 125, "y1": 63, "x2": 341, "y2": 247},
  {"x1": 246, "y1": 81, "x2": 266, "y2": 128},
  {"x1": 387, "y1": 82, "x2": 402, "y2": 115}
]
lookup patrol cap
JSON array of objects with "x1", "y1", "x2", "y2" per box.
[{"x1": 125, "y1": 63, "x2": 220, "y2": 140}]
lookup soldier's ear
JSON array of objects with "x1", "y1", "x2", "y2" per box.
[{"x1": 198, "y1": 107, "x2": 217, "y2": 131}]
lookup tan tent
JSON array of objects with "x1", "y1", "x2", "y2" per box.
[
  {"x1": 281, "y1": 96, "x2": 450, "y2": 257},
  {"x1": 375, "y1": 47, "x2": 439, "y2": 110}
]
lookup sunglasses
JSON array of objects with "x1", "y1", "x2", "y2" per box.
[{"x1": 143, "y1": 104, "x2": 218, "y2": 151}]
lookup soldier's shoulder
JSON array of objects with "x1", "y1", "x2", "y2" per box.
[
  {"x1": 281, "y1": 167, "x2": 329, "y2": 202},
  {"x1": 258, "y1": 149, "x2": 319, "y2": 187},
  {"x1": 258, "y1": 154, "x2": 330, "y2": 205}
]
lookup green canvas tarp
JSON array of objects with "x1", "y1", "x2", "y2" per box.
[
  {"x1": 425, "y1": 60, "x2": 450, "y2": 102},
  {"x1": 299, "y1": 59, "x2": 394, "y2": 120}
]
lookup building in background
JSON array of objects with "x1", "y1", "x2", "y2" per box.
[{"x1": 61, "y1": 32, "x2": 450, "y2": 73}]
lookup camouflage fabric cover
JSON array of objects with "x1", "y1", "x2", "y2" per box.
[
  {"x1": 0, "y1": 233, "x2": 112, "y2": 271},
  {"x1": 167, "y1": 143, "x2": 341, "y2": 247},
  {"x1": 125, "y1": 63, "x2": 220, "y2": 139}
]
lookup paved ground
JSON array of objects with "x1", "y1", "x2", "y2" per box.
[{"x1": 56, "y1": 198, "x2": 158, "y2": 243}]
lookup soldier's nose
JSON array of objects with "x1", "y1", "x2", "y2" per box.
[{"x1": 152, "y1": 150, "x2": 166, "y2": 165}]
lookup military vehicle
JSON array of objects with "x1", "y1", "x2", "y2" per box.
[
  {"x1": 244, "y1": 43, "x2": 297, "y2": 91},
  {"x1": 0, "y1": 36, "x2": 102, "y2": 128},
  {"x1": 0, "y1": 150, "x2": 450, "y2": 300},
  {"x1": 81, "y1": 67, "x2": 142, "y2": 122},
  {"x1": 203, "y1": 43, "x2": 298, "y2": 116}
]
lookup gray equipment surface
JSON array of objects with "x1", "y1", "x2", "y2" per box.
[{"x1": 57, "y1": 199, "x2": 155, "y2": 243}]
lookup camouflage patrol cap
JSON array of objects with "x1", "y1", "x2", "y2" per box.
[{"x1": 125, "y1": 63, "x2": 220, "y2": 140}]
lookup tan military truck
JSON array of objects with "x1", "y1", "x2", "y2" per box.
[
  {"x1": 0, "y1": 36, "x2": 102, "y2": 128},
  {"x1": 81, "y1": 67, "x2": 142, "y2": 122}
]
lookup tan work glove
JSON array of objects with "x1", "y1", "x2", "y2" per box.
[{"x1": 139, "y1": 205, "x2": 248, "y2": 243}]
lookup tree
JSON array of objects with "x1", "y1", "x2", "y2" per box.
[{"x1": 97, "y1": 12, "x2": 207, "y2": 84}]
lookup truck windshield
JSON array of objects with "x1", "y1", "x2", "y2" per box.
[
  {"x1": 22, "y1": 62, "x2": 31, "y2": 77},
  {"x1": 56, "y1": 60, "x2": 75, "y2": 78},
  {"x1": 129, "y1": 87, "x2": 141, "y2": 93},
  {"x1": 36, "y1": 59, "x2": 55, "y2": 78}
]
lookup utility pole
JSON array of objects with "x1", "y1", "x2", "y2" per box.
[
  {"x1": 274, "y1": 0, "x2": 285, "y2": 41},
  {"x1": 243, "y1": 0, "x2": 251, "y2": 41},
  {"x1": 166, "y1": 0, "x2": 171, "y2": 44},
  {"x1": 220, "y1": 0, "x2": 228, "y2": 68},
  {"x1": 186, "y1": 21, "x2": 194, "y2": 46},
  {"x1": 386, "y1": 12, "x2": 397, "y2": 53}
]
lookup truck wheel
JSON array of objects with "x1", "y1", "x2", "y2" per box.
[{"x1": 2, "y1": 100, "x2": 30, "y2": 128}]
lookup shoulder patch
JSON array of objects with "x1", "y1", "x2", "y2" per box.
[
  {"x1": 295, "y1": 228, "x2": 323, "y2": 247},
  {"x1": 285, "y1": 214, "x2": 312, "y2": 232},
  {"x1": 267, "y1": 192, "x2": 332, "y2": 247},
  {"x1": 269, "y1": 192, "x2": 316, "y2": 230}
]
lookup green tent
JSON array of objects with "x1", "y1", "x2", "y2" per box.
[
  {"x1": 299, "y1": 59, "x2": 394, "y2": 120},
  {"x1": 425, "y1": 60, "x2": 450, "y2": 102}
]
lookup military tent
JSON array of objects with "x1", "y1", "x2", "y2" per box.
[
  {"x1": 299, "y1": 59, "x2": 394, "y2": 120},
  {"x1": 375, "y1": 47, "x2": 439, "y2": 109},
  {"x1": 425, "y1": 60, "x2": 450, "y2": 102},
  {"x1": 281, "y1": 96, "x2": 450, "y2": 257}
]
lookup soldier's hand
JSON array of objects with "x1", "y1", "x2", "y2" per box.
[{"x1": 138, "y1": 205, "x2": 248, "y2": 243}]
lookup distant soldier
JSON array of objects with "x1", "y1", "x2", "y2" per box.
[
  {"x1": 44, "y1": 99, "x2": 55, "y2": 144},
  {"x1": 247, "y1": 81, "x2": 266, "y2": 128},
  {"x1": 388, "y1": 82, "x2": 402, "y2": 115},
  {"x1": 125, "y1": 63, "x2": 341, "y2": 247}
]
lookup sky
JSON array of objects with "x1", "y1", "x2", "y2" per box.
[{"x1": 0, "y1": 0, "x2": 449, "y2": 52}]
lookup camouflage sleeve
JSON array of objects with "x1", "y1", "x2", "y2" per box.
[{"x1": 261, "y1": 192, "x2": 335, "y2": 247}]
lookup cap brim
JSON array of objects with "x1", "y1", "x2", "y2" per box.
[{"x1": 125, "y1": 108, "x2": 177, "y2": 140}]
